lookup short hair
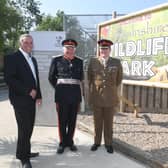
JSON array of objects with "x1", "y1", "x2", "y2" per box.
[{"x1": 19, "y1": 34, "x2": 33, "y2": 44}]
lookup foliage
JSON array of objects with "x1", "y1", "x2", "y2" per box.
[
  {"x1": 36, "y1": 10, "x2": 64, "y2": 31},
  {"x1": 0, "y1": 0, "x2": 42, "y2": 72},
  {"x1": 9, "y1": 0, "x2": 42, "y2": 31}
]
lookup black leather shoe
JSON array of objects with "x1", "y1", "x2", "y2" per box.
[
  {"x1": 70, "y1": 145, "x2": 78, "y2": 151},
  {"x1": 21, "y1": 160, "x2": 32, "y2": 168},
  {"x1": 29, "y1": 152, "x2": 39, "y2": 158},
  {"x1": 57, "y1": 146, "x2": 64, "y2": 154},
  {"x1": 106, "y1": 145, "x2": 114, "y2": 153},
  {"x1": 90, "y1": 144, "x2": 100, "y2": 151}
]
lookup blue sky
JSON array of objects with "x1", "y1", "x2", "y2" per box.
[{"x1": 39, "y1": 0, "x2": 167, "y2": 15}]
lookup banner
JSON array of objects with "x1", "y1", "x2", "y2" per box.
[{"x1": 99, "y1": 4, "x2": 168, "y2": 82}]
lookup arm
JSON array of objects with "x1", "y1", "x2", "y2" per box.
[
  {"x1": 87, "y1": 58, "x2": 93, "y2": 87},
  {"x1": 116, "y1": 61, "x2": 123, "y2": 86},
  {"x1": 80, "y1": 60, "x2": 85, "y2": 97},
  {"x1": 48, "y1": 58, "x2": 57, "y2": 88}
]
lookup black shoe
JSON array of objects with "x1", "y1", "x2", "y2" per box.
[
  {"x1": 70, "y1": 145, "x2": 78, "y2": 151},
  {"x1": 57, "y1": 146, "x2": 64, "y2": 154},
  {"x1": 106, "y1": 145, "x2": 113, "y2": 153},
  {"x1": 29, "y1": 152, "x2": 39, "y2": 158},
  {"x1": 90, "y1": 144, "x2": 100, "y2": 151},
  {"x1": 21, "y1": 160, "x2": 32, "y2": 168}
]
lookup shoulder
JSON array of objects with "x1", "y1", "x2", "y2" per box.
[
  {"x1": 12, "y1": 50, "x2": 21, "y2": 57},
  {"x1": 88, "y1": 56, "x2": 97, "y2": 61},
  {"x1": 75, "y1": 56, "x2": 83, "y2": 61},
  {"x1": 110, "y1": 57, "x2": 121, "y2": 64},
  {"x1": 5, "y1": 50, "x2": 20, "y2": 60},
  {"x1": 89, "y1": 56, "x2": 98, "y2": 63},
  {"x1": 75, "y1": 56, "x2": 83, "y2": 64},
  {"x1": 90, "y1": 56, "x2": 97, "y2": 60},
  {"x1": 52, "y1": 55, "x2": 63, "y2": 61}
]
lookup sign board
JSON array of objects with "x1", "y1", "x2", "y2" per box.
[
  {"x1": 98, "y1": 3, "x2": 168, "y2": 82},
  {"x1": 29, "y1": 31, "x2": 66, "y2": 126},
  {"x1": 30, "y1": 31, "x2": 65, "y2": 51}
]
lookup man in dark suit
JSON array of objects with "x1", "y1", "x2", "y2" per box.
[
  {"x1": 4, "y1": 34, "x2": 42, "y2": 168},
  {"x1": 88, "y1": 39, "x2": 123, "y2": 153},
  {"x1": 48, "y1": 39, "x2": 84, "y2": 154}
]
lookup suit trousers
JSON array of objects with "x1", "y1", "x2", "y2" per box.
[
  {"x1": 92, "y1": 106, "x2": 114, "y2": 146},
  {"x1": 13, "y1": 102, "x2": 35, "y2": 160},
  {"x1": 56, "y1": 102, "x2": 79, "y2": 147}
]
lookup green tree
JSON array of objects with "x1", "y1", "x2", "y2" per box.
[
  {"x1": 0, "y1": 0, "x2": 42, "y2": 72},
  {"x1": 0, "y1": 0, "x2": 22, "y2": 70},
  {"x1": 9, "y1": 0, "x2": 42, "y2": 31},
  {"x1": 3, "y1": 0, "x2": 42, "y2": 51},
  {"x1": 36, "y1": 10, "x2": 64, "y2": 31},
  {"x1": 0, "y1": 0, "x2": 7, "y2": 54}
]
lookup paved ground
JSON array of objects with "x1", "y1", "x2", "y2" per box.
[{"x1": 0, "y1": 95, "x2": 147, "y2": 167}]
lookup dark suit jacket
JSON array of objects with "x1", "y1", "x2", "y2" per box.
[{"x1": 4, "y1": 50, "x2": 42, "y2": 107}]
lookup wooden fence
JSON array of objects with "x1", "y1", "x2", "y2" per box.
[{"x1": 120, "y1": 80, "x2": 168, "y2": 114}]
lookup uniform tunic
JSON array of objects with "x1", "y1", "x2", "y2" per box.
[
  {"x1": 48, "y1": 55, "x2": 83, "y2": 147},
  {"x1": 88, "y1": 56, "x2": 122, "y2": 145}
]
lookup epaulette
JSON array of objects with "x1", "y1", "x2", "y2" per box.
[
  {"x1": 52, "y1": 55, "x2": 63, "y2": 58},
  {"x1": 75, "y1": 55, "x2": 83, "y2": 60},
  {"x1": 111, "y1": 57, "x2": 121, "y2": 61}
]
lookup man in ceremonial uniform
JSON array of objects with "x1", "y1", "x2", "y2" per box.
[
  {"x1": 88, "y1": 39, "x2": 123, "y2": 153},
  {"x1": 48, "y1": 39, "x2": 84, "y2": 154}
]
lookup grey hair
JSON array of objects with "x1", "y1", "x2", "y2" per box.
[{"x1": 19, "y1": 34, "x2": 33, "y2": 44}]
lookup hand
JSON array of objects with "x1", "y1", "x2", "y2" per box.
[
  {"x1": 36, "y1": 99, "x2": 42, "y2": 105},
  {"x1": 29, "y1": 89, "x2": 37, "y2": 99},
  {"x1": 82, "y1": 94, "x2": 85, "y2": 102}
]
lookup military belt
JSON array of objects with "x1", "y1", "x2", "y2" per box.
[{"x1": 57, "y1": 78, "x2": 81, "y2": 85}]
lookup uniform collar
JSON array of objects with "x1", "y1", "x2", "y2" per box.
[{"x1": 64, "y1": 55, "x2": 75, "y2": 61}]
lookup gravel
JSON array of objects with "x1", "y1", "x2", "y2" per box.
[{"x1": 77, "y1": 111, "x2": 168, "y2": 168}]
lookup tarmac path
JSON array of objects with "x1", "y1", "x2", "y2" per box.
[{"x1": 0, "y1": 95, "x2": 147, "y2": 168}]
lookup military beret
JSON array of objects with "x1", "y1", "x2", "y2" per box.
[
  {"x1": 62, "y1": 39, "x2": 78, "y2": 47},
  {"x1": 98, "y1": 39, "x2": 113, "y2": 48}
]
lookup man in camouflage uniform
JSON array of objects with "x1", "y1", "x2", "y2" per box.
[{"x1": 88, "y1": 39, "x2": 123, "y2": 153}]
